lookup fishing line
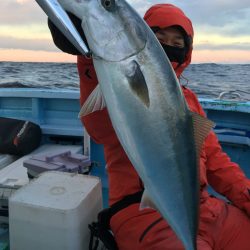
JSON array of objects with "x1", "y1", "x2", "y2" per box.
[{"x1": 180, "y1": 74, "x2": 189, "y2": 86}]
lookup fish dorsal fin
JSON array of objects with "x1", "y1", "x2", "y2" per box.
[
  {"x1": 140, "y1": 189, "x2": 158, "y2": 211},
  {"x1": 126, "y1": 60, "x2": 150, "y2": 107},
  {"x1": 78, "y1": 84, "x2": 106, "y2": 118},
  {"x1": 191, "y1": 111, "x2": 215, "y2": 158}
]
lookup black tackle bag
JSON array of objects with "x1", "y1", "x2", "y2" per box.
[{"x1": 0, "y1": 117, "x2": 42, "y2": 156}]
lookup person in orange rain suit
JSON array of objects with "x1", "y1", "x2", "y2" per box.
[{"x1": 48, "y1": 3, "x2": 250, "y2": 250}]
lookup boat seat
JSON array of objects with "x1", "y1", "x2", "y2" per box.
[{"x1": 214, "y1": 127, "x2": 250, "y2": 146}]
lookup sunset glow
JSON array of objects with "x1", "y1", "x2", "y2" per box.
[
  {"x1": 0, "y1": 0, "x2": 249, "y2": 63},
  {"x1": 0, "y1": 49, "x2": 76, "y2": 63}
]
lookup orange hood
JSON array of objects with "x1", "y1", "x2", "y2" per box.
[{"x1": 144, "y1": 4, "x2": 194, "y2": 77}]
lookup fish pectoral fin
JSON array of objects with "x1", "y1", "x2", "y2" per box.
[
  {"x1": 140, "y1": 190, "x2": 157, "y2": 211},
  {"x1": 126, "y1": 60, "x2": 150, "y2": 108},
  {"x1": 78, "y1": 84, "x2": 106, "y2": 117},
  {"x1": 191, "y1": 111, "x2": 215, "y2": 158}
]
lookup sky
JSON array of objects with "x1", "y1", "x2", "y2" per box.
[{"x1": 0, "y1": 0, "x2": 250, "y2": 63}]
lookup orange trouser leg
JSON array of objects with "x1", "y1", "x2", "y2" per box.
[
  {"x1": 110, "y1": 204, "x2": 212, "y2": 250},
  {"x1": 110, "y1": 202, "x2": 250, "y2": 250},
  {"x1": 214, "y1": 204, "x2": 250, "y2": 250}
]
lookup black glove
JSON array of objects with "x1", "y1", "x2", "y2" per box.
[{"x1": 48, "y1": 12, "x2": 89, "y2": 55}]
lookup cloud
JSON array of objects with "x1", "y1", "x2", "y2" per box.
[
  {"x1": 183, "y1": 2, "x2": 250, "y2": 38},
  {"x1": 127, "y1": 0, "x2": 153, "y2": 16},
  {"x1": 195, "y1": 42, "x2": 250, "y2": 51},
  {"x1": 0, "y1": 0, "x2": 46, "y2": 25},
  {"x1": 195, "y1": 22, "x2": 250, "y2": 38},
  {"x1": 0, "y1": 24, "x2": 51, "y2": 40},
  {"x1": 127, "y1": 0, "x2": 250, "y2": 38},
  {"x1": 16, "y1": 0, "x2": 30, "y2": 4},
  {"x1": 1, "y1": 0, "x2": 250, "y2": 36},
  {"x1": 0, "y1": 0, "x2": 249, "y2": 63},
  {"x1": 0, "y1": 36, "x2": 58, "y2": 52}
]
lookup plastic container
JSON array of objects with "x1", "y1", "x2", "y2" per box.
[
  {"x1": 9, "y1": 171, "x2": 102, "y2": 250},
  {"x1": 23, "y1": 150, "x2": 91, "y2": 178},
  {"x1": 0, "y1": 144, "x2": 82, "y2": 189}
]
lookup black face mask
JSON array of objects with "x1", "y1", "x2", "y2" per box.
[{"x1": 160, "y1": 43, "x2": 186, "y2": 65}]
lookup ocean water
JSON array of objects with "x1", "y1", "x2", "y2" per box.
[{"x1": 0, "y1": 61, "x2": 249, "y2": 100}]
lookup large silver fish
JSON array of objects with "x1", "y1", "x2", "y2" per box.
[{"x1": 36, "y1": 0, "x2": 214, "y2": 249}]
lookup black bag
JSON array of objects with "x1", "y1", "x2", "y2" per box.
[
  {"x1": 89, "y1": 208, "x2": 119, "y2": 250},
  {"x1": 0, "y1": 117, "x2": 42, "y2": 156},
  {"x1": 88, "y1": 191, "x2": 144, "y2": 250}
]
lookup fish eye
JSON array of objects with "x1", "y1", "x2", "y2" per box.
[{"x1": 101, "y1": 0, "x2": 116, "y2": 11}]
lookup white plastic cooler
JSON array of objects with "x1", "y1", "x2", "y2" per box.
[{"x1": 9, "y1": 171, "x2": 102, "y2": 250}]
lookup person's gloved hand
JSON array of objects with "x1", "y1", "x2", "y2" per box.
[{"x1": 48, "y1": 12, "x2": 89, "y2": 55}]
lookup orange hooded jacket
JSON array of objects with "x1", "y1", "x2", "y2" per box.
[{"x1": 78, "y1": 4, "x2": 250, "y2": 216}]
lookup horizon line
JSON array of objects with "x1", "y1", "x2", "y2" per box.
[{"x1": 1, "y1": 60, "x2": 250, "y2": 65}]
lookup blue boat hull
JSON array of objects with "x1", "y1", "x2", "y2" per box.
[{"x1": 0, "y1": 89, "x2": 249, "y2": 206}]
